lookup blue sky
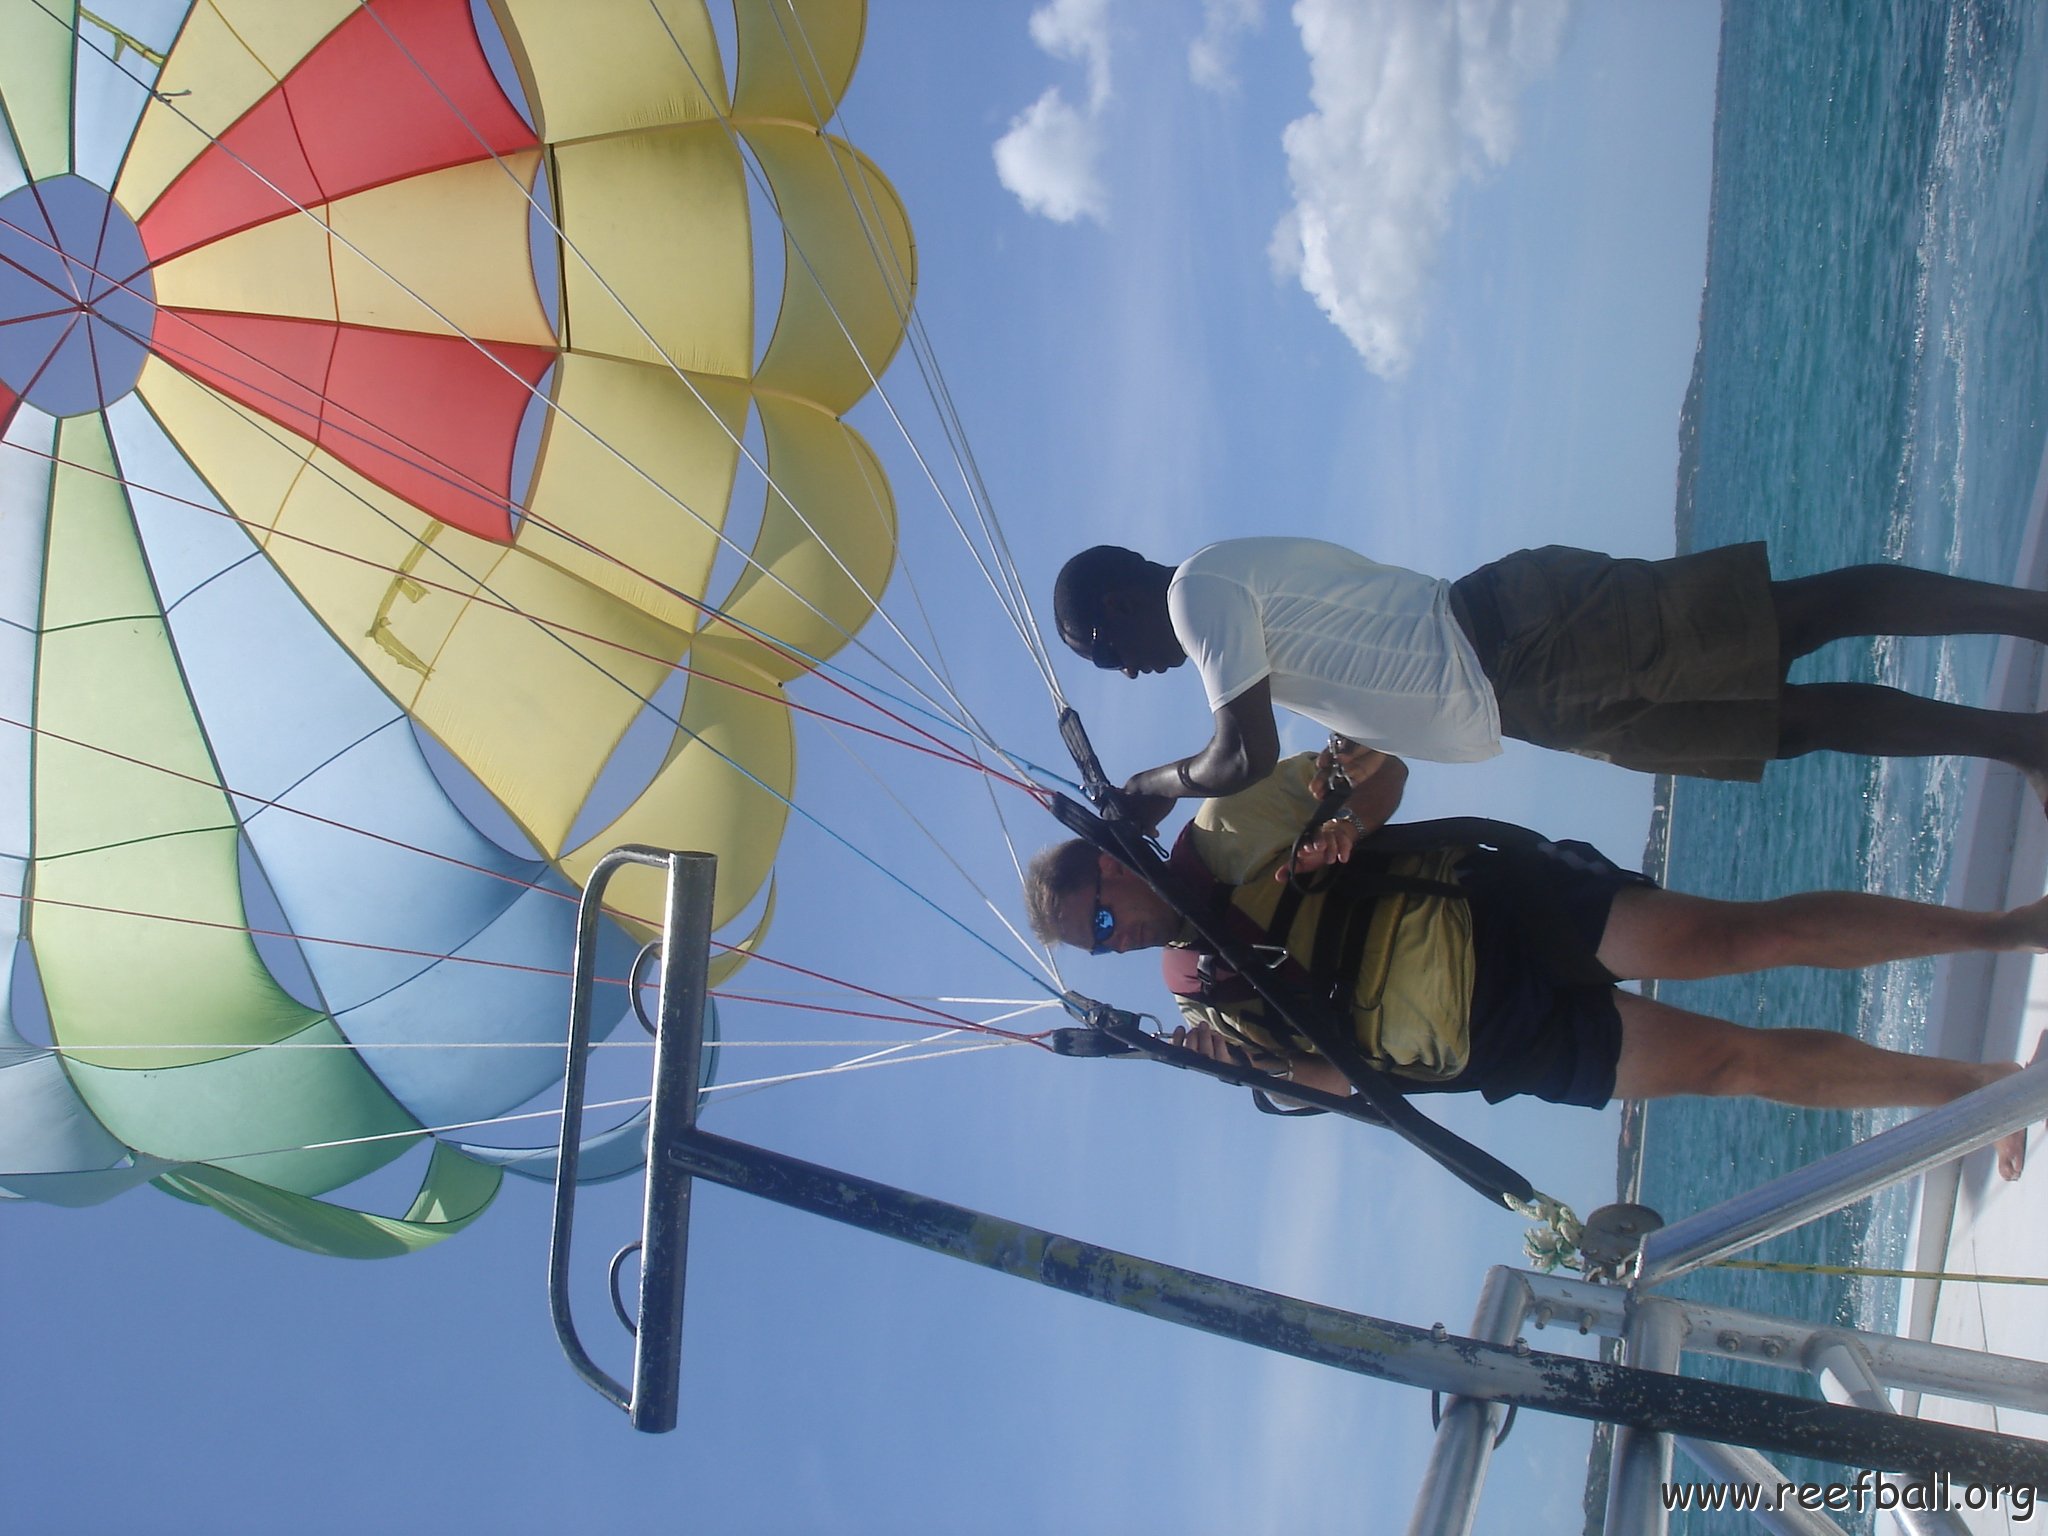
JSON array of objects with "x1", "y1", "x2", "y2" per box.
[{"x1": 5, "y1": 1, "x2": 1725, "y2": 1531}]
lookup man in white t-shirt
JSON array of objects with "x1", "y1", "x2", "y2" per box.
[{"x1": 1051, "y1": 537, "x2": 2048, "y2": 825}]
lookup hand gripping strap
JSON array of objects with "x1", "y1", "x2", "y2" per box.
[{"x1": 1048, "y1": 793, "x2": 1535, "y2": 1209}]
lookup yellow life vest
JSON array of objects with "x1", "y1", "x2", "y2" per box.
[{"x1": 1164, "y1": 832, "x2": 1475, "y2": 1082}]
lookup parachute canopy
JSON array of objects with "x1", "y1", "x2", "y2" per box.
[{"x1": 0, "y1": 0, "x2": 916, "y2": 1255}]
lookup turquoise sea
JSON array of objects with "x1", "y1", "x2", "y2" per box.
[{"x1": 1638, "y1": 1, "x2": 2048, "y2": 1527}]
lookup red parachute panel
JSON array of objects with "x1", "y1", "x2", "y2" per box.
[
  {"x1": 139, "y1": 0, "x2": 539, "y2": 264},
  {"x1": 152, "y1": 309, "x2": 554, "y2": 541}
]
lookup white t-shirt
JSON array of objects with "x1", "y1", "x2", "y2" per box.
[{"x1": 1167, "y1": 537, "x2": 1502, "y2": 762}]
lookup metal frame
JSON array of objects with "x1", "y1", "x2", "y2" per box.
[
  {"x1": 1405, "y1": 1055, "x2": 2048, "y2": 1534},
  {"x1": 552, "y1": 842, "x2": 2048, "y2": 1536}
]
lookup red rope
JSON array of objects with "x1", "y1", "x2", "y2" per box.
[{"x1": 1, "y1": 889, "x2": 1048, "y2": 1045}]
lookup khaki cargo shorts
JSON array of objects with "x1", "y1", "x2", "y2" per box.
[{"x1": 1450, "y1": 542, "x2": 1781, "y2": 781}]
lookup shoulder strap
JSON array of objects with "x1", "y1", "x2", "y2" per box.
[{"x1": 1048, "y1": 791, "x2": 1537, "y2": 1209}]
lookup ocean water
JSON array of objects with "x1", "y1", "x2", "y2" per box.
[{"x1": 1637, "y1": 1, "x2": 2048, "y2": 1526}]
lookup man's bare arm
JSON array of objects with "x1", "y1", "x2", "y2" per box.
[
  {"x1": 1323, "y1": 745, "x2": 1407, "y2": 832},
  {"x1": 1117, "y1": 679, "x2": 1280, "y2": 825},
  {"x1": 1170, "y1": 1018, "x2": 1352, "y2": 1097}
]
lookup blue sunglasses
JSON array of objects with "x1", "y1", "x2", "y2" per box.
[{"x1": 1088, "y1": 866, "x2": 1118, "y2": 954}]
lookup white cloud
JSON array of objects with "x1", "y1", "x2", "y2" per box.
[
  {"x1": 1269, "y1": 0, "x2": 1572, "y2": 378},
  {"x1": 995, "y1": 0, "x2": 1117, "y2": 225},
  {"x1": 1030, "y1": 0, "x2": 1115, "y2": 109},
  {"x1": 994, "y1": 87, "x2": 1112, "y2": 225},
  {"x1": 1188, "y1": 0, "x2": 1264, "y2": 93}
]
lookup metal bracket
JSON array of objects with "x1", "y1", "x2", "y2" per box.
[{"x1": 547, "y1": 846, "x2": 716, "y2": 1434}]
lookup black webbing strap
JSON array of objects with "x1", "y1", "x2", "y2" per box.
[
  {"x1": 1045, "y1": 999, "x2": 1390, "y2": 1128},
  {"x1": 1047, "y1": 789, "x2": 1537, "y2": 1210}
]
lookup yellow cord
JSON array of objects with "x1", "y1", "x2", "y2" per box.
[{"x1": 1716, "y1": 1257, "x2": 2048, "y2": 1288}]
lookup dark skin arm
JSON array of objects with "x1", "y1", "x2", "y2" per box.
[{"x1": 1117, "y1": 679, "x2": 1280, "y2": 829}]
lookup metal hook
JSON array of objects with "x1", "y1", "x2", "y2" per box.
[
  {"x1": 629, "y1": 941, "x2": 663, "y2": 1036},
  {"x1": 609, "y1": 1241, "x2": 643, "y2": 1335},
  {"x1": 1429, "y1": 1391, "x2": 1517, "y2": 1448}
]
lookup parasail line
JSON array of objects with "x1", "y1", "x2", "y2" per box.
[
  {"x1": 47, "y1": 4, "x2": 1002, "y2": 757},
  {"x1": 16, "y1": 415, "x2": 1081, "y2": 1024},
  {"x1": 712, "y1": 992, "x2": 1048, "y2": 1042},
  {"x1": 6, "y1": 436, "x2": 1038, "y2": 793},
  {"x1": 5, "y1": 1040, "x2": 1030, "y2": 1181},
  {"x1": 290, "y1": 2, "x2": 1030, "y2": 754},
  {"x1": 0, "y1": 194, "x2": 1057, "y2": 791},
  {"x1": 23, "y1": 1038, "x2": 1014, "y2": 1052},
  {"x1": 705, "y1": 1039, "x2": 1024, "y2": 1102},
  {"x1": 820, "y1": 721, "x2": 1063, "y2": 990},
  {"x1": 1, "y1": 877, "x2": 1039, "y2": 1041},
  {"x1": 348, "y1": 0, "x2": 1059, "y2": 771},
  {"x1": 80, "y1": 377, "x2": 1071, "y2": 997},
  {"x1": 656, "y1": 1, "x2": 1066, "y2": 727},
  {"x1": 4, "y1": 1031, "x2": 1029, "y2": 1180},
  {"x1": 8, "y1": 653, "x2": 1049, "y2": 1034},
  {"x1": 753, "y1": 0, "x2": 1070, "y2": 715},
  {"x1": 19, "y1": 9, "x2": 1105, "y2": 1073},
  {"x1": 4, "y1": 886, "x2": 589, "y2": 981},
  {"x1": 834, "y1": 436, "x2": 1067, "y2": 946}
]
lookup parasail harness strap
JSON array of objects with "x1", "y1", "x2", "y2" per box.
[{"x1": 1049, "y1": 710, "x2": 1539, "y2": 1211}]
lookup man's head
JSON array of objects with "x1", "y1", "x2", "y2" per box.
[
  {"x1": 1024, "y1": 840, "x2": 1183, "y2": 954},
  {"x1": 1052, "y1": 546, "x2": 1185, "y2": 678}
]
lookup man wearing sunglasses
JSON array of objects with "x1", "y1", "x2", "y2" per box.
[
  {"x1": 1022, "y1": 745, "x2": 2044, "y2": 1177},
  {"x1": 1051, "y1": 538, "x2": 2048, "y2": 827}
]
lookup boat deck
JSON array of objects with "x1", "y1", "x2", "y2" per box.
[{"x1": 1894, "y1": 447, "x2": 2048, "y2": 1532}]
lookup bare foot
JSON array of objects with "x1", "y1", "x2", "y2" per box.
[
  {"x1": 1997, "y1": 1125, "x2": 2026, "y2": 1181},
  {"x1": 2003, "y1": 890, "x2": 2048, "y2": 952},
  {"x1": 1994, "y1": 1037, "x2": 2048, "y2": 1181},
  {"x1": 2027, "y1": 762, "x2": 2048, "y2": 819}
]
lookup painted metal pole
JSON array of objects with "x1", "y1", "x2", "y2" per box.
[
  {"x1": 624, "y1": 851, "x2": 716, "y2": 1433},
  {"x1": 1606, "y1": 1296, "x2": 1684, "y2": 1536},
  {"x1": 548, "y1": 846, "x2": 715, "y2": 1433},
  {"x1": 663, "y1": 1125, "x2": 2048, "y2": 1488},
  {"x1": 1808, "y1": 1338, "x2": 1971, "y2": 1536},
  {"x1": 1636, "y1": 1056, "x2": 2048, "y2": 1288},
  {"x1": 1406, "y1": 1268, "x2": 1530, "y2": 1536},
  {"x1": 1672, "y1": 1439, "x2": 1849, "y2": 1536},
  {"x1": 1518, "y1": 1273, "x2": 2048, "y2": 1416}
]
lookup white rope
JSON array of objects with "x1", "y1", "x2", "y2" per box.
[
  {"x1": 35, "y1": 0, "x2": 995, "y2": 761},
  {"x1": 4, "y1": 2, "x2": 1112, "y2": 1174},
  {"x1": 750, "y1": 0, "x2": 1069, "y2": 709},
  {"x1": 27, "y1": 1037, "x2": 1019, "y2": 1052},
  {"x1": 701, "y1": 1038, "x2": 1022, "y2": 1099},
  {"x1": 819, "y1": 721, "x2": 1062, "y2": 987},
  {"x1": 2, "y1": 1040, "x2": 1026, "y2": 1177},
  {"x1": 32, "y1": 0, "x2": 1074, "y2": 791},
  {"x1": 352, "y1": 0, "x2": 1022, "y2": 756}
]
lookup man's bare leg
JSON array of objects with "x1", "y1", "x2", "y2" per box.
[
  {"x1": 1770, "y1": 567, "x2": 2048, "y2": 791},
  {"x1": 1596, "y1": 886, "x2": 2048, "y2": 982},
  {"x1": 1773, "y1": 567, "x2": 2048, "y2": 659},
  {"x1": 1610, "y1": 992, "x2": 2027, "y2": 1179},
  {"x1": 1776, "y1": 682, "x2": 2048, "y2": 787}
]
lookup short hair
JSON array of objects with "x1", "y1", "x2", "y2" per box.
[
  {"x1": 1052, "y1": 545, "x2": 1149, "y2": 654},
  {"x1": 1024, "y1": 839, "x2": 1100, "y2": 946}
]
